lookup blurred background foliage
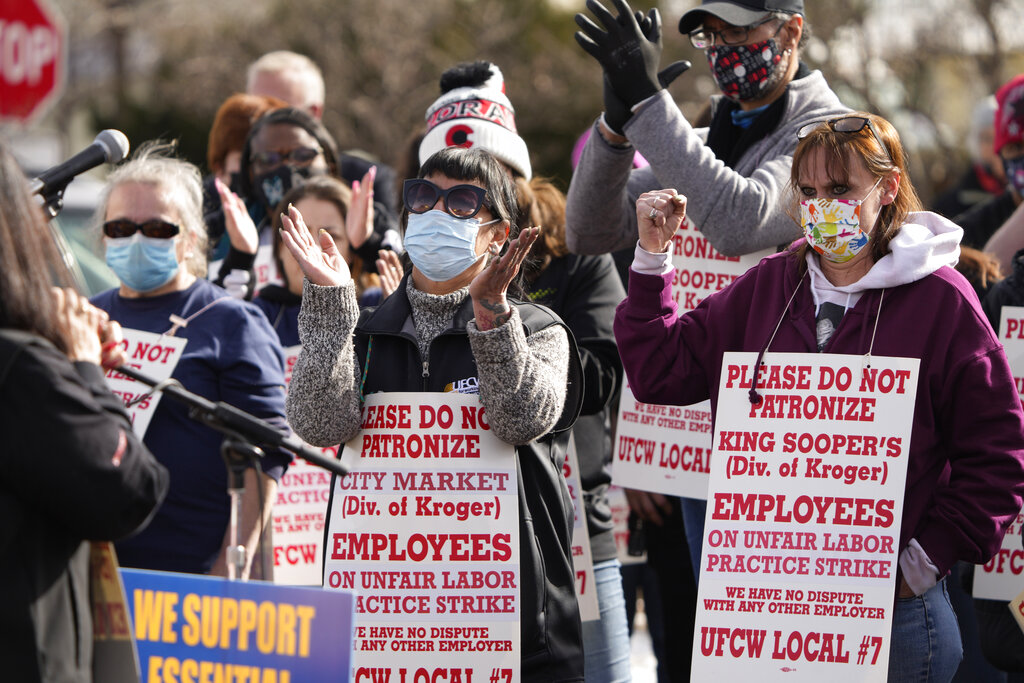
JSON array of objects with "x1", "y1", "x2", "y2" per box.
[{"x1": 37, "y1": 0, "x2": 1024, "y2": 201}]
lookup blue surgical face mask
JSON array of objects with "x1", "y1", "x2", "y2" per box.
[
  {"x1": 105, "y1": 233, "x2": 180, "y2": 292},
  {"x1": 404, "y1": 210, "x2": 499, "y2": 283}
]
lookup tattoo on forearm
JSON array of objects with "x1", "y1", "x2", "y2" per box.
[{"x1": 479, "y1": 297, "x2": 511, "y2": 328}]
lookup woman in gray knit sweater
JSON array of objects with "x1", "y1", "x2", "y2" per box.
[{"x1": 282, "y1": 147, "x2": 585, "y2": 681}]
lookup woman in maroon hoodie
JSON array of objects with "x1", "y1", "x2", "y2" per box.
[{"x1": 614, "y1": 112, "x2": 1024, "y2": 682}]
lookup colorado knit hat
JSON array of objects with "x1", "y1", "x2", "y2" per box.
[
  {"x1": 419, "y1": 61, "x2": 532, "y2": 180},
  {"x1": 994, "y1": 74, "x2": 1024, "y2": 155},
  {"x1": 678, "y1": 0, "x2": 804, "y2": 36}
]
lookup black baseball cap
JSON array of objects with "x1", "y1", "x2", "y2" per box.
[{"x1": 678, "y1": 0, "x2": 804, "y2": 36}]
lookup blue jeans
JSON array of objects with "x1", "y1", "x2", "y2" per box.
[
  {"x1": 582, "y1": 559, "x2": 632, "y2": 683},
  {"x1": 680, "y1": 496, "x2": 706, "y2": 579},
  {"x1": 888, "y1": 578, "x2": 963, "y2": 683}
]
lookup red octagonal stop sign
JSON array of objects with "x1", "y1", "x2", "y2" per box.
[{"x1": 0, "y1": 0, "x2": 66, "y2": 124}]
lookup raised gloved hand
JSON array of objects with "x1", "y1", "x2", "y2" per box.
[
  {"x1": 576, "y1": 0, "x2": 691, "y2": 133},
  {"x1": 601, "y1": 75, "x2": 631, "y2": 135}
]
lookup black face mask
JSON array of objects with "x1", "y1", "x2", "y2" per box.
[{"x1": 254, "y1": 165, "x2": 323, "y2": 213}]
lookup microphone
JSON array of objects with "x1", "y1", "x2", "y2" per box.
[{"x1": 30, "y1": 129, "x2": 130, "y2": 197}]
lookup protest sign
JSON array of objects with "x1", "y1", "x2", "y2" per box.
[
  {"x1": 91, "y1": 543, "x2": 139, "y2": 682},
  {"x1": 612, "y1": 221, "x2": 770, "y2": 498},
  {"x1": 120, "y1": 568, "x2": 354, "y2": 682},
  {"x1": 323, "y1": 392, "x2": 520, "y2": 681},
  {"x1": 974, "y1": 306, "x2": 1024, "y2": 599},
  {"x1": 273, "y1": 454, "x2": 335, "y2": 585},
  {"x1": 272, "y1": 344, "x2": 335, "y2": 586},
  {"x1": 565, "y1": 435, "x2": 599, "y2": 621},
  {"x1": 102, "y1": 329, "x2": 186, "y2": 438},
  {"x1": 1011, "y1": 589, "x2": 1024, "y2": 635},
  {"x1": 693, "y1": 352, "x2": 918, "y2": 681}
]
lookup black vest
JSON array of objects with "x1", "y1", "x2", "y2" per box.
[{"x1": 334, "y1": 285, "x2": 586, "y2": 681}]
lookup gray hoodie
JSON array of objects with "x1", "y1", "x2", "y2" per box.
[{"x1": 567, "y1": 70, "x2": 848, "y2": 257}]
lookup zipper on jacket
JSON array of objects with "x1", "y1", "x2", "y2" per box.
[{"x1": 422, "y1": 360, "x2": 430, "y2": 391}]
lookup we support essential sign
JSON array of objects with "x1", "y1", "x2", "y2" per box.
[
  {"x1": 612, "y1": 219, "x2": 770, "y2": 499},
  {"x1": 323, "y1": 392, "x2": 520, "y2": 681},
  {"x1": 120, "y1": 569, "x2": 355, "y2": 682},
  {"x1": 693, "y1": 352, "x2": 918, "y2": 681}
]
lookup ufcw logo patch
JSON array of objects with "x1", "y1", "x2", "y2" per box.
[{"x1": 444, "y1": 376, "x2": 480, "y2": 394}]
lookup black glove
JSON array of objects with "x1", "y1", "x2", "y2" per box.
[
  {"x1": 658, "y1": 60, "x2": 692, "y2": 89},
  {"x1": 634, "y1": 9, "x2": 693, "y2": 90},
  {"x1": 575, "y1": 0, "x2": 665, "y2": 108},
  {"x1": 602, "y1": 75, "x2": 631, "y2": 134},
  {"x1": 602, "y1": 60, "x2": 692, "y2": 135},
  {"x1": 576, "y1": 0, "x2": 692, "y2": 130}
]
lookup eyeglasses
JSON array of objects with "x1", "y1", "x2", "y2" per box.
[
  {"x1": 251, "y1": 146, "x2": 322, "y2": 171},
  {"x1": 403, "y1": 178, "x2": 489, "y2": 219},
  {"x1": 103, "y1": 219, "x2": 180, "y2": 239},
  {"x1": 797, "y1": 116, "x2": 894, "y2": 165},
  {"x1": 688, "y1": 15, "x2": 779, "y2": 50}
]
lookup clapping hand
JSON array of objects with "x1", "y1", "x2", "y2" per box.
[
  {"x1": 470, "y1": 227, "x2": 540, "y2": 331},
  {"x1": 215, "y1": 177, "x2": 258, "y2": 255},
  {"x1": 347, "y1": 166, "x2": 376, "y2": 250},
  {"x1": 376, "y1": 249, "x2": 404, "y2": 298},
  {"x1": 280, "y1": 204, "x2": 352, "y2": 288},
  {"x1": 575, "y1": 0, "x2": 691, "y2": 133}
]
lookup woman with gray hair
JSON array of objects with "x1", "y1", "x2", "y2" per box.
[{"x1": 90, "y1": 143, "x2": 291, "y2": 578}]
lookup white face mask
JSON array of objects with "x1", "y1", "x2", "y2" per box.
[
  {"x1": 403, "y1": 210, "x2": 499, "y2": 282},
  {"x1": 800, "y1": 177, "x2": 882, "y2": 264}
]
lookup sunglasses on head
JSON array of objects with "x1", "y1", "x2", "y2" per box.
[
  {"x1": 797, "y1": 116, "x2": 894, "y2": 165},
  {"x1": 103, "y1": 219, "x2": 181, "y2": 239},
  {"x1": 403, "y1": 178, "x2": 489, "y2": 219}
]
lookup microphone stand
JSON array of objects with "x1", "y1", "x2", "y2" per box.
[
  {"x1": 39, "y1": 181, "x2": 69, "y2": 219},
  {"x1": 114, "y1": 365, "x2": 349, "y2": 581}
]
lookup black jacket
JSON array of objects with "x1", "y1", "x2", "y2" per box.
[
  {"x1": 525, "y1": 253, "x2": 624, "y2": 563},
  {"x1": 0, "y1": 330, "x2": 168, "y2": 682},
  {"x1": 984, "y1": 247, "x2": 1024, "y2": 329},
  {"x1": 955, "y1": 190, "x2": 1018, "y2": 249},
  {"x1": 345, "y1": 286, "x2": 585, "y2": 682}
]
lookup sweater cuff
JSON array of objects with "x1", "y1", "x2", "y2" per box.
[
  {"x1": 467, "y1": 306, "x2": 527, "y2": 365},
  {"x1": 632, "y1": 241, "x2": 674, "y2": 276},
  {"x1": 297, "y1": 279, "x2": 358, "y2": 344},
  {"x1": 630, "y1": 91, "x2": 662, "y2": 114}
]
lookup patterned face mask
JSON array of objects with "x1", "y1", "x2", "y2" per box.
[
  {"x1": 706, "y1": 37, "x2": 784, "y2": 102},
  {"x1": 1003, "y1": 155, "x2": 1024, "y2": 196},
  {"x1": 801, "y1": 178, "x2": 883, "y2": 264}
]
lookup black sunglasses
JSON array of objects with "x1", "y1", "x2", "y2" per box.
[
  {"x1": 403, "y1": 179, "x2": 489, "y2": 219},
  {"x1": 103, "y1": 219, "x2": 181, "y2": 239},
  {"x1": 797, "y1": 116, "x2": 894, "y2": 166}
]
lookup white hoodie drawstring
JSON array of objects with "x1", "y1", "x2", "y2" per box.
[{"x1": 862, "y1": 290, "x2": 885, "y2": 371}]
